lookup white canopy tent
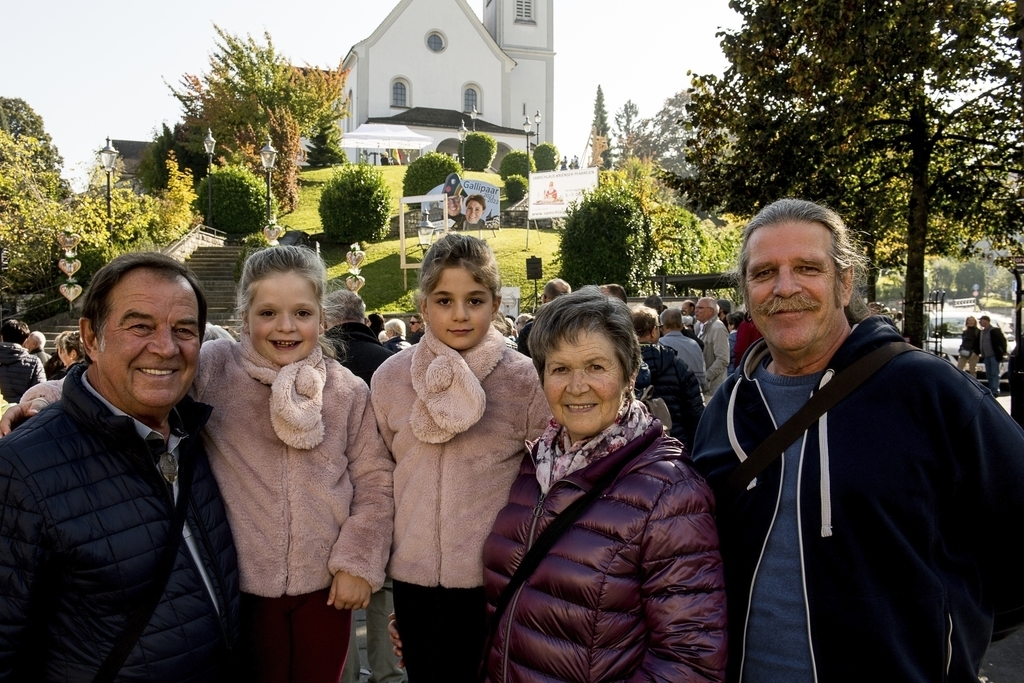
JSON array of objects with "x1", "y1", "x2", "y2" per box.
[{"x1": 341, "y1": 124, "x2": 433, "y2": 150}]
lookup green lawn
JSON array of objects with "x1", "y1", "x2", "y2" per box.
[
  {"x1": 281, "y1": 165, "x2": 504, "y2": 233},
  {"x1": 277, "y1": 164, "x2": 541, "y2": 315},
  {"x1": 323, "y1": 226, "x2": 562, "y2": 314}
]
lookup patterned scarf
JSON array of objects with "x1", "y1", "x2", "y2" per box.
[{"x1": 533, "y1": 397, "x2": 653, "y2": 495}]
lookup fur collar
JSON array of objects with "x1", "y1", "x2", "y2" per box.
[
  {"x1": 409, "y1": 326, "x2": 506, "y2": 444},
  {"x1": 239, "y1": 333, "x2": 327, "y2": 450}
]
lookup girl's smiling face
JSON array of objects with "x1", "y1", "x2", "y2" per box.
[
  {"x1": 420, "y1": 267, "x2": 500, "y2": 352},
  {"x1": 243, "y1": 271, "x2": 324, "y2": 366}
]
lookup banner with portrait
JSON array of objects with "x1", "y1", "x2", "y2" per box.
[
  {"x1": 424, "y1": 173, "x2": 501, "y2": 233},
  {"x1": 527, "y1": 167, "x2": 599, "y2": 220}
]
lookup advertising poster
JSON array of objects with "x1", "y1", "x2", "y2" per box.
[
  {"x1": 527, "y1": 167, "x2": 599, "y2": 220},
  {"x1": 424, "y1": 172, "x2": 501, "y2": 232}
]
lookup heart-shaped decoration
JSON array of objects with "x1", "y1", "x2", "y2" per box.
[
  {"x1": 59, "y1": 258, "x2": 81, "y2": 277},
  {"x1": 263, "y1": 224, "x2": 283, "y2": 244},
  {"x1": 346, "y1": 244, "x2": 366, "y2": 272},
  {"x1": 60, "y1": 283, "x2": 83, "y2": 302},
  {"x1": 345, "y1": 275, "x2": 365, "y2": 293},
  {"x1": 57, "y1": 233, "x2": 81, "y2": 251}
]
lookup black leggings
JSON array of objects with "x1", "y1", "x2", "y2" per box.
[{"x1": 392, "y1": 580, "x2": 487, "y2": 683}]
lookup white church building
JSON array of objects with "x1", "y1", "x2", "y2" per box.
[{"x1": 342, "y1": 0, "x2": 555, "y2": 166}]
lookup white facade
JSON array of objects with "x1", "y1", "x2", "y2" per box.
[{"x1": 343, "y1": 0, "x2": 554, "y2": 146}]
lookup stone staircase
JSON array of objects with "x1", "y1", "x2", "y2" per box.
[
  {"x1": 28, "y1": 244, "x2": 244, "y2": 352},
  {"x1": 185, "y1": 245, "x2": 245, "y2": 331}
]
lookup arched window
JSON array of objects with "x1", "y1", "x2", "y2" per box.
[
  {"x1": 392, "y1": 81, "x2": 407, "y2": 108},
  {"x1": 463, "y1": 88, "x2": 478, "y2": 114}
]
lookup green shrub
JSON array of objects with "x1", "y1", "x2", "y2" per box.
[
  {"x1": 319, "y1": 164, "x2": 392, "y2": 244},
  {"x1": 234, "y1": 232, "x2": 271, "y2": 282},
  {"x1": 499, "y1": 150, "x2": 534, "y2": 180},
  {"x1": 402, "y1": 152, "x2": 462, "y2": 197},
  {"x1": 559, "y1": 183, "x2": 657, "y2": 294},
  {"x1": 504, "y1": 175, "x2": 528, "y2": 204},
  {"x1": 195, "y1": 164, "x2": 273, "y2": 235},
  {"x1": 533, "y1": 142, "x2": 559, "y2": 172},
  {"x1": 463, "y1": 132, "x2": 497, "y2": 171}
]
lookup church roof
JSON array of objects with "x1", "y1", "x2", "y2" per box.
[{"x1": 367, "y1": 107, "x2": 527, "y2": 136}]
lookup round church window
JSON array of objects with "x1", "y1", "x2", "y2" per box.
[{"x1": 426, "y1": 32, "x2": 445, "y2": 52}]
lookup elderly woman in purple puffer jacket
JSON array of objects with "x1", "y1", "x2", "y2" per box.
[{"x1": 481, "y1": 287, "x2": 727, "y2": 683}]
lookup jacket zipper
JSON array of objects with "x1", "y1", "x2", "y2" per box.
[
  {"x1": 189, "y1": 499, "x2": 232, "y2": 652},
  {"x1": 500, "y1": 491, "x2": 547, "y2": 683},
  {"x1": 794, "y1": 438, "x2": 820, "y2": 683},
  {"x1": 945, "y1": 612, "x2": 953, "y2": 678}
]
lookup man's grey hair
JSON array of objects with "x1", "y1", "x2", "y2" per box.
[
  {"x1": 528, "y1": 285, "x2": 641, "y2": 385},
  {"x1": 543, "y1": 278, "x2": 572, "y2": 302},
  {"x1": 737, "y1": 198, "x2": 869, "y2": 324},
  {"x1": 325, "y1": 289, "x2": 366, "y2": 327},
  {"x1": 660, "y1": 307, "x2": 683, "y2": 331},
  {"x1": 384, "y1": 318, "x2": 405, "y2": 337}
]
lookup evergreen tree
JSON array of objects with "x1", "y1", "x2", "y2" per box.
[
  {"x1": 592, "y1": 86, "x2": 612, "y2": 169},
  {"x1": 306, "y1": 120, "x2": 347, "y2": 167}
]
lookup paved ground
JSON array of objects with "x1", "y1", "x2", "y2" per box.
[{"x1": 347, "y1": 394, "x2": 1023, "y2": 682}]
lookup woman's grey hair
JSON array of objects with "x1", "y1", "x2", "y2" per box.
[
  {"x1": 736, "y1": 198, "x2": 869, "y2": 324},
  {"x1": 416, "y1": 233, "x2": 501, "y2": 310},
  {"x1": 528, "y1": 286, "x2": 641, "y2": 385},
  {"x1": 325, "y1": 289, "x2": 366, "y2": 327},
  {"x1": 384, "y1": 318, "x2": 405, "y2": 337}
]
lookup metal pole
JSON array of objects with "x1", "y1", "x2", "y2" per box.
[
  {"x1": 105, "y1": 170, "x2": 112, "y2": 229},
  {"x1": 525, "y1": 132, "x2": 531, "y2": 249},
  {"x1": 207, "y1": 155, "x2": 213, "y2": 228},
  {"x1": 265, "y1": 169, "x2": 272, "y2": 222}
]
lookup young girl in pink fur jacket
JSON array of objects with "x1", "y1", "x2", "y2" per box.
[
  {"x1": 15, "y1": 246, "x2": 395, "y2": 683},
  {"x1": 370, "y1": 234, "x2": 550, "y2": 682}
]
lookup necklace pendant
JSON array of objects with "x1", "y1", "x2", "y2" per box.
[{"x1": 159, "y1": 451, "x2": 178, "y2": 484}]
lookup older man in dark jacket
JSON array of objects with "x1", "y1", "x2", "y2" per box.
[{"x1": 0, "y1": 253, "x2": 239, "y2": 682}]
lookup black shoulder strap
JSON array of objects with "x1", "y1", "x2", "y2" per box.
[
  {"x1": 92, "y1": 448, "x2": 194, "y2": 683},
  {"x1": 724, "y1": 341, "x2": 914, "y2": 498},
  {"x1": 480, "y1": 437, "x2": 647, "y2": 681}
]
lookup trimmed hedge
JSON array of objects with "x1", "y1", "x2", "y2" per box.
[
  {"x1": 319, "y1": 164, "x2": 392, "y2": 244},
  {"x1": 533, "y1": 142, "x2": 559, "y2": 172},
  {"x1": 504, "y1": 175, "x2": 528, "y2": 204},
  {"x1": 463, "y1": 132, "x2": 497, "y2": 171},
  {"x1": 499, "y1": 150, "x2": 534, "y2": 180},
  {"x1": 402, "y1": 152, "x2": 462, "y2": 197},
  {"x1": 195, "y1": 164, "x2": 273, "y2": 235}
]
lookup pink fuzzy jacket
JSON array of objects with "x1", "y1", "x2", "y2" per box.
[
  {"x1": 370, "y1": 327, "x2": 550, "y2": 589},
  {"x1": 193, "y1": 339, "x2": 394, "y2": 598}
]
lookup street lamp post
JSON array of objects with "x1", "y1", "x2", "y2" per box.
[
  {"x1": 458, "y1": 120, "x2": 468, "y2": 167},
  {"x1": 470, "y1": 106, "x2": 479, "y2": 132},
  {"x1": 259, "y1": 135, "x2": 278, "y2": 223},
  {"x1": 534, "y1": 109, "x2": 542, "y2": 145},
  {"x1": 99, "y1": 137, "x2": 118, "y2": 230},
  {"x1": 203, "y1": 129, "x2": 216, "y2": 228}
]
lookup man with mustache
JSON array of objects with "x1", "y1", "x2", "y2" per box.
[{"x1": 691, "y1": 198, "x2": 1024, "y2": 682}]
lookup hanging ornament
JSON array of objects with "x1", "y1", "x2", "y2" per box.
[
  {"x1": 58, "y1": 258, "x2": 81, "y2": 279},
  {"x1": 56, "y1": 233, "x2": 81, "y2": 252},
  {"x1": 60, "y1": 283, "x2": 83, "y2": 302},
  {"x1": 263, "y1": 223, "x2": 283, "y2": 245},
  {"x1": 346, "y1": 243, "x2": 366, "y2": 274},
  {"x1": 345, "y1": 275, "x2": 365, "y2": 293}
]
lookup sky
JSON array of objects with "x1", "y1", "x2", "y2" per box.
[{"x1": 1, "y1": 0, "x2": 742, "y2": 190}]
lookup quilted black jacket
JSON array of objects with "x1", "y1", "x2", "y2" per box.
[
  {"x1": 0, "y1": 343, "x2": 45, "y2": 403},
  {"x1": 0, "y1": 364, "x2": 240, "y2": 682},
  {"x1": 641, "y1": 342, "x2": 704, "y2": 453}
]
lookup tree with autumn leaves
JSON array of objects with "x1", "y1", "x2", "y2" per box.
[
  {"x1": 679, "y1": 0, "x2": 1024, "y2": 347},
  {"x1": 170, "y1": 26, "x2": 348, "y2": 216}
]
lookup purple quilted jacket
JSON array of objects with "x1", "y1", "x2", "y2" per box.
[{"x1": 482, "y1": 424, "x2": 727, "y2": 683}]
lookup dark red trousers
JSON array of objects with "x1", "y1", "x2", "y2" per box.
[{"x1": 240, "y1": 588, "x2": 352, "y2": 683}]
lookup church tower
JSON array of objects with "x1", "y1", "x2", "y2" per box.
[{"x1": 482, "y1": 0, "x2": 555, "y2": 143}]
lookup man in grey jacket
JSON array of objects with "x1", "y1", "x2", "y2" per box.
[{"x1": 695, "y1": 298, "x2": 729, "y2": 400}]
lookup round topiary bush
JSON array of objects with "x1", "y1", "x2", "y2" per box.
[
  {"x1": 533, "y1": 142, "x2": 560, "y2": 172},
  {"x1": 504, "y1": 175, "x2": 528, "y2": 204},
  {"x1": 499, "y1": 150, "x2": 534, "y2": 180},
  {"x1": 319, "y1": 163, "x2": 393, "y2": 244},
  {"x1": 402, "y1": 152, "x2": 463, "y2": 197},
  {"x1": 463, "y1": 132, "x2": 497, "y2": 171},
  {"x1": 195, "y1": 164, "x2": 273, "y2": 235}
]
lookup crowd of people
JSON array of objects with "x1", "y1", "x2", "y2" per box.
[{"x1": 0, "y1": 198, "x2": 1022, "y2": 683}]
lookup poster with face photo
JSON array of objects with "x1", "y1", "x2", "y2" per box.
[{"x1": 425, "y1": 173, "x2": 501, "y2": 232}]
